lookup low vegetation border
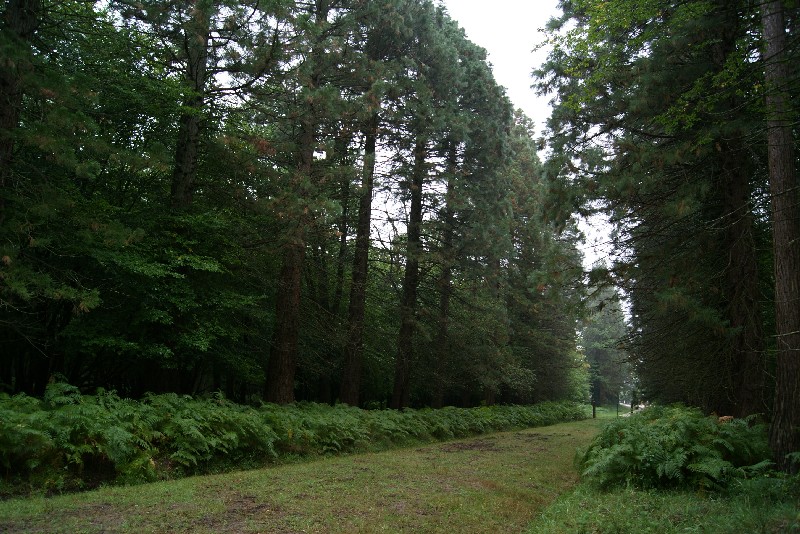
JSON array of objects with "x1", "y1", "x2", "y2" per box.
[{"x1": 0, "y1": 382, "x2": 586, "y2": 497}]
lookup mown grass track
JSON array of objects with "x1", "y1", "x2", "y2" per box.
[{"x1": 0, "y1": 419, "x2": 603, "y2": 533}]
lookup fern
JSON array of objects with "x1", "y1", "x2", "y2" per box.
[
  {"x1": 2, "y1": 388, "x2": 583, "y2": 496},
  {"x1": 43, "y1": 382, "x2": 82, "y2": 408},
  {"x1": 580, "y1": 405, "x2": 772, "y2": 491}
]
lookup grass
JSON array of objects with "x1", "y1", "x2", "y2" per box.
[
  {"x1": 527, "y1": 478, "x2": 800, "y2": 533},
  {"x1": 0, "y1": 418, "x2": 603, "y2": 533},
  {"x1": 528, "y1": 407, "x2": 800, "y2": 534},
  {"x1": 5, "y1": 411, "x2": 794, "y2": 533}
]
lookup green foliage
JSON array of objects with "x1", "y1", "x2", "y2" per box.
[
  {"x1": 579, "y1": 405, "x2": 771, "y2": 491},
  {"x1": 0, "y1": 387, "x2": 156, "y2": 493},
  {"x1": 261, "y1": 400, "x2": 586, "y2": 456},
  {"x1": 529, "y1": 474, "x2": 800, "y2": 534},
  {"x1": 141, "y1": 392, "x2": 278, "y2": 473},
  {"x1": 537, "y1": 0, "x2": 776, "y2": 418},
  {"x1": 0, "y1": 0, "x2": 581, "y2": 417},
  {"x1": 0, "y1": 384, "x2": 279, "y2": 495},
  {"x1": 0, "y1": 382, "x2": 585, "y2": 496}
]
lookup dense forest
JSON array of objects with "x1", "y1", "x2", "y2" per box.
[
  {"x1": 1, "y1": 0, "x2": 798, "y2": 471},
  {"x1": 0, "y1": 0, "x2": 587, "y2": 410},
  {"x1": 536, "y1": 0, "x2": 799, "y2": 470}
]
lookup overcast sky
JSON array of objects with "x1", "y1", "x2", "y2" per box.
[{"x1": 438, "y1": 0, "x2": 561, "y2": 136}]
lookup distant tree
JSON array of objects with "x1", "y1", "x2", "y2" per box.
[{"x1": 583, "y1": 286, "x2": 630, "y2": 406}]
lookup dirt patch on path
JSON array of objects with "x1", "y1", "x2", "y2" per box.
[{"x1": 438, "y1": 437, "x2": 503, "y2": 452}]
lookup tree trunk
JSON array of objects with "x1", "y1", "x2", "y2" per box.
[
  {"x1": 719, "y1": 141, "x2": 765, "y2": 418},
  {"x1": 391, "y1": 136, "x2": 426, "y2": 409},
  {"x1": 0, "y1": 0, "x2": 40, "y2": 222},
  {"x1": 331, "y1": 133, "x2": 353, "y2": 318},
  {"x1": 266, "y1": 110, "x2": 316, "y2": 404},
  {"x1": 170, "y1": 2, "x2": 212, "y2": 209},
  {"x1": 340, "y1": 113, "x2": 378, "y2": 406},
  {"x1": 706, "y1": 8, "x2": 766, "y2": 418},
  {"x1": 761, "y1": 0, "x2": 800, "y2": 473},
  {"x1": 265, "y1": 1, "x2": 330, "y2": 404},
  {"x1": 266, "y1": 239, "x2": 306, "y2": 403}
]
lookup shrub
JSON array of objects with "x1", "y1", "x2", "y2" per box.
[{"x1": 579, "y1": 405, "x2": 772, "y2": 491}]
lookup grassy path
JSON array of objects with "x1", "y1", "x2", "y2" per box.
[{"x1": 0, "y1": 418, "x2": 603, "y2": 533}]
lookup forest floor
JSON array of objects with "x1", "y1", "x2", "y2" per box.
[{"x1": 0, "y1": 418, "x2": 602, "y2": 533}]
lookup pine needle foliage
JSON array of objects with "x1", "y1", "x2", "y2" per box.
[
  {"x1": 0, "y1": 382, "x2": 585, "y2": 496},
  {"x1": 579, "y1": 405, "x2": 771, "y2": 491}
]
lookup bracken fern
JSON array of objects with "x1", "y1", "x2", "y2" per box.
[
  {"x1": 579, "y1": 405, "x2": 771, "y2": 491},
  {"x1": 1, "y1": 383, "x2": 585, "y2": 496}
]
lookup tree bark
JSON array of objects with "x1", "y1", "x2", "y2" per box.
[
  {"x1": 339, "y1": 113, "x2": 378, "y2": 406},
  {"x1": 761, "y1": 0, "x2": 800, "y2": 473},
  {"x1": 266, "y1": 238, "x2": 306, "y2": 404},
  {"x1": 0, "y1": 0, "x2": 40, "y2": 222},
  {"x1": 391, "y1": 136, "x2": 426, "y2": 409}
]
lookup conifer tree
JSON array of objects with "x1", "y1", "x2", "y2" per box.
[
  {"x1": 387, "y1": 1, "x2": 456, "y2": 408},
  {"x1": 0, "y1": 0, "x2": 40, "y2": 222},
  {"x1": 537, "y1": 0, "x2": 769, "y2": 416},
  {"x1": 111, "y1": 0, "x2": 283, "y2": 208},
  {"x1": 505, "y1": 112, "x2": 584, "y2": 403},
  {"x1": 339, "y1": 0, "x2": 417, "y2": 406},
  {"x1": 265, "y1": 0, "x2": 339, "y2": 404}
]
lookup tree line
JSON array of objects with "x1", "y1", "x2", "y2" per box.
[
  {"x1": 537, "y1": 0, "x2": 798, "y2": 471},
  {"x1": 0, "y1": 0, "x2": 587, "y2": 410}
]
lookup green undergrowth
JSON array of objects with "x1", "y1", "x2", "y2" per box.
[
  {"x1": 0, "y1": 382, "x2": 586, "y2": 498},
  {"x1": 527, "y1": 404, "x2": 800, "y2": 533},
  {"x1": 528, "y1": 477, "x2": 800, "y2": 533},
  {"x1": 579, "y1": 405, "x2": 772, "y2": 491}
]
